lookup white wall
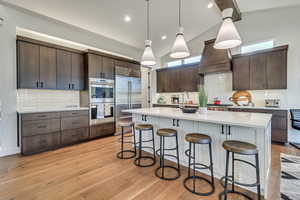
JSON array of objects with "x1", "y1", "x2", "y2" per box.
[
  {"x1": 0, "y1": 3, "x2": 141, "y2": 156},
  {"x1": 157, "y1": 6, "x2": 300, "y2": 143}
]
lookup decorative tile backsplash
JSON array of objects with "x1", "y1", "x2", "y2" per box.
[{"x1": 17, "y1": 89, "x2": 80, "y2": 110}]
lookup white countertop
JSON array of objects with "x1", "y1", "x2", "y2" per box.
[
  {"x1": 153, "y1": 103, "x2": 289, "y2": 110},
  {"x1": 17, "y1": 107, "x2": 89, "y2": 114},
  {"x1": 124, "y1": 107, "x2": 272, "y2": 128}
]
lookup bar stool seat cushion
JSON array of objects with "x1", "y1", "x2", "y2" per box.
[
  {"x1": 119, "y1": 120, "x2": 134, "y2": 127},
  {"x1": 185, "y1": 133, "x2": 211, "y2": 144},
  {"x1": 135, "y1": 124, "x2": 153, "y2": 131},
  {"x1": 223, "y1": 140, "x2": 258, "y2": 155},
  {"x1": 157, "y1": 128, "x2": 177, "y2": 137}
]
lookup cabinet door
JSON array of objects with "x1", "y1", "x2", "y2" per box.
[
  {"x1": 71, "y1": 53, "x2": 85, "y2": 90},
  {"x1": 88, "y1": 54, "x2": 102, "y2": 78},
  {"x1": 156, "y1": 70, "x2": 167, "y2": 93},
  {"x1": 102, "y1": 57, "x2": 115, "y2": 79},
  {"x1": 115, "y1": 60, "x2": 130, "y2": 76},
  {"x1": 179, "y1": 65, "x2": 199, "y2": 92},
  {"x1": 39, "y1": 46, "x2": 57, "y2": 89},
  {"x1": 130, "y1": 63, "x2": 141, "y2": 78},
  {"x1": 266, "y1": 50, "x2": 287, "y2": 89},
  {"x1": 57, "y1": 50, "x2": 72, "y2": 90},
  {"x1": 17, "y1": 41, "x2": 40, "y2": 89},
  {"x1": 250, "y1": 54, "x2": 267, "y2": 90},
  {"x1": 232, "y1": 56, "x2": 250, "y2": 90}
]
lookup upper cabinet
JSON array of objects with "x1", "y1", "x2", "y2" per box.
[
  {"x1": 115, "y1": 60, "x2": 141, "y2": 78},
  {"x1": 86, "y1": 53, "x2": 115, "y2": 80},
  {"x1": 57, "y1": 50, "x2": 85, "y2": 90},
  {"x1": 157, "y1": 65, "x2": 204, "y2": 93},
  {"x1": 17, "y1": 38, "x2": 85, "y2": 90},
  {"x1": 17, "y1": 41, "x2": 40, "y2": 89},
  {"x1": 232, "y1": 45, "x2": 288, "y2": 90}
]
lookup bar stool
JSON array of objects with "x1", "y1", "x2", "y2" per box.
[
  {"x1": 183, "y1": 133, "x2": 215, "y2": 196},
  {"x1": 219, "y1": 140, "x2": 261, "y2": 200},
  {"x1": 134, "y1": 124, "x2": 156, "y2": 167},
  {"x1": 155, "y1": 128, "x2": 180, "y2": 180},
  {"x1": 116, "y1": 120, "x2": 136, "y2": 159}
]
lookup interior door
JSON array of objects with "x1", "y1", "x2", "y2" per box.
[
  {"x1": 57, "y1": 50, "x2": 72, "y2": 90},
  {"x1": 17, "y1": 41, "x2": 40, "y2": 89},
  {"x1": 39, "y1": 46, "x2": 57, "y2": 89}
]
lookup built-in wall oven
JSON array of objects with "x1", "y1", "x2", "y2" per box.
[{"x1": 89, "y1": 78, "x2": 115, "y2": 124}]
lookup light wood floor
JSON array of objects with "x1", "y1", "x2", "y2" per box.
[{"x1": 0, "y1": 135, "x2": 299, "y2": 200}]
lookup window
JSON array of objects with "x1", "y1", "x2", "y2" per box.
[
  {"x1": 167, "y1": 60, "x2": 182, "y2": 67},
  {"x1": 241, "y1": 40, "x2": 274, "y2": 54},
  {"x1": 166, "y1": 56, "x2": 202, "y2": 68},
  {"x1": 183, "y1": 56, "x2": 202, "y2": 65}
]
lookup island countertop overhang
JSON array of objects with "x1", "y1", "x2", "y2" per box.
[{"x1": 124, "y1": 107, "x2": 272, "y2": 129}]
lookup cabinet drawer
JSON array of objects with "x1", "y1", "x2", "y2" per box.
[
  {"x1": 61, "y1": 116, "x2": 89, "y2": 131},
  {"x1": 61, "y1": 127, "x2": 89, "y2": 145},
  {"x1": 22, "y1": 119, "x2": 60, "y2": 137},
  {"x1": 272, "y1": 128, "x2": 288, "y2": 143},
  {"x1": 89, "y1": 122, "x2": 115, "y2": 139},
  {"x1": 22, "y1": 132, "x2": 60, "y2": 155},
  {"x1": 22, "y1": 112, "x2": 60, "y2": 121},
  {"x1": 61, "y1": 110, "x2": 89, "y2": 118}
]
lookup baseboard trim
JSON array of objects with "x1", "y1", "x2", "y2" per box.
[{"x1": 0, "y1": 147, "x2": 20, "y2": 157}]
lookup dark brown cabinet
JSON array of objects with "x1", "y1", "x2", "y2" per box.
[
  {"x1": 89, "y1": 122, "x2": 115, "y2": 139},
  {"x1": 20, "y1": 110, "x2": 90, "y2": 155},
  {"x1": 87, "y1": 53, "x2": 115, "y2": 80},
  {"x1": 17, "y1": 38, "x2": 85, "y2": 90},
  {"x1": 232, "y1": 45, "x2": 288, "y2": 90},
  {"x1": 39, "y1": 46, "x2": 57, "y2": 89},
  {"x1": 157, "y1": 65, "x2": 203, "y2": 93},
  {"x1": 115, "y1": 60, "x2": 140, "y2": 78},
  {"x1": 17, "y1": 41, "x2": 39, "y2": 89},
  {"x1": 57, "y1": 50, "x2": 72, "y2": 90},
  {"x1": 228, "y1": 108, "x2": 288, "y2": 143},
  {"x1": 57, "y1": 50, "x2": 85, "y2": 90}
]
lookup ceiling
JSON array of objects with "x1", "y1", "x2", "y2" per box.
[{"x1": 3, "y1": 0, "x2": 300, "y2": 57}]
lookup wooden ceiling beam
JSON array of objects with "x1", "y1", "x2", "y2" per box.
[{"x1": 214, "y1": 0, "x2": 242, "y2": 22}]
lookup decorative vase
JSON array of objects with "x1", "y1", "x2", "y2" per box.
[{"x1": 199, "y1": 107, "x2": 208, "y2": 114}]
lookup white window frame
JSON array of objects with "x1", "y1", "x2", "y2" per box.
[{"x1": 241, "y1": 40, "x2": 274, "y2": 54}]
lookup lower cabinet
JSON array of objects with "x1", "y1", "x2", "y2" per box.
[
  {"x1": 22, "y1": 132, "x2": 60, "y2": 155},
  {"x1": 61, "y1": 127, "x2": 89, "y2": 146},
  {"x1": 89, "y1": 122, "x2": 115, "y2": 139}
]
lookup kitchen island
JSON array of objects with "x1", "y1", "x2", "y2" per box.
[{"x1": 125, "y1": 107, "x2": 272, "y2": 198}]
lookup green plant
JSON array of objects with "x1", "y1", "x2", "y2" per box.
[{"x1": 198, "y1": 85, "x2": 208, "y2": 107}]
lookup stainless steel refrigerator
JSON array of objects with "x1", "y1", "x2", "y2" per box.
[{"x1": 115, "y1": 75, "x2": 142, "y2": 133}]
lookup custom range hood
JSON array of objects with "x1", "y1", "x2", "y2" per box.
[{"x1": 199, "y1": 39, "x2": 232, "y2": 74}]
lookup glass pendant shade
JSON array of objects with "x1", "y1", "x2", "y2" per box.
[
  {"x1": 141, "y1": 40, "x2": 156, "y2": 66},
  {"x1": 214, "y1": 8, "x2": 242, "y2": 49},
  {"x1": 170, "y1": 27, "x2": 190, "y2": 59}
]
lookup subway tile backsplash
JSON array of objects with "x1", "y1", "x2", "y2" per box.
[{"x1": 17, "y1": 89, "x2": 80, "y2": 110}]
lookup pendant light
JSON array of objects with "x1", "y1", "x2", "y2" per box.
[
  {"x1": 170, "y1": 0, "x2": 190, "y2": 59},
  {"x1": 141, "y1": 0, "x2": 156, "y2": 66},
  {"x1": 214, "y1": 8, "x2": 242, "y2": 49}
]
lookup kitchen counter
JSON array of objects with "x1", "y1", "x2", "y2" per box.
[
  {"x1": 127, "y1": 107, "x2": 271, "y2": 197},
  {"x1": 228, "y1": 105, "x2": 289, "y2": 110},
  {"x1": 17, "y1": 107, "x2": 89, "y2": 114},
  {"x1": 126, "y1": 107, "x2": 272, "y2": 128}
]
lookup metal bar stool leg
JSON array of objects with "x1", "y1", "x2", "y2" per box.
[
  {"x1": 232, "y1": 152, "x2": 235, "y2": 192},
  {"x1": 188, "y1": 142, "x2": 192, "y2": 177},
  {"x1": 133, "y1": 124, "x2": 136, "y2": 154},
  {"x1": 138, "y1": 130, "x2": 142, "y2": 166},
  {"x1": 152, "y1": 128, "x2": 156, "y2": 159},
  {"x1": 256, "y1": 154, "x2": 261, "y2": 200},
  {"x1": 209, "y1": 143, "x2": 215, "y2": 187},
  {"x1": 117, "y1": 125, "x2": 136, "y2": 159},
  {"x1": 193, "y1": 143, "x2": 196, "y2": 192},
  {"x1": 224, "y1": 150, "x2": 230, "y2": 200},
  {"x1": 121, "y1": 126, "x2": 124, "y2": 159},
  {"x1": 176, "y1": 135, "x2": 181, "y2": 176}
]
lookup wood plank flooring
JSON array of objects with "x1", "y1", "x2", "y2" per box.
[{"x1": 0, "y1": 135, "x2": 299, "y2": 200}]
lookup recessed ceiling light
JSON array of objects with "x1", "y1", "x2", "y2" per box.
[
  {"x1": 124, "y1": 15, "x2": 131, "y2": 22},
  {"x1": 161, "y1": 35, "x2": 167, "y2": 40},
  {"x1": 207, "y1": 2, "x2": 214, "y2": 8}
]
